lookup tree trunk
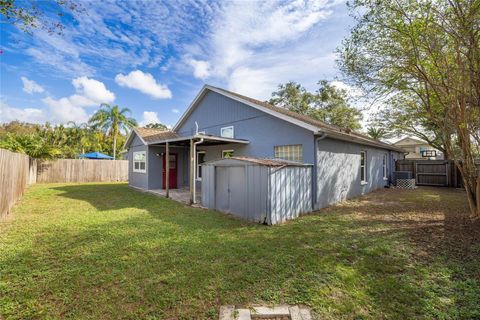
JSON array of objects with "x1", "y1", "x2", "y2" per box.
[
  {"x1": 113, "y1": 134, "x2": 117, "y2": 160},
  {"x1": 476, "y1": 176, "x2": 480, "y2": 218},
  {"x1": 456, "y1": 161, "x2": 479, "y2": 218}
]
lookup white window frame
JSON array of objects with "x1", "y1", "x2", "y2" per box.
[
  {"x1": 220, "y1": 126, "x2": 234, "y2": 138},
  {"x1": 360, "y1": 151, "x2": 367, "y2": 185},
  {"x1": 133, "y1": 151, "x2": 147, "y2": 173},
  {"x1": 196, "y1": 151, "x2": 206, "y2": 181},
  {"x1": 383, "y1": 154, "x2": 388, "y2": 180},
  {"x1": 222, "y1": 149, "x2": 234, "y2": 158},
  {"x1": 274, "y1": 144, "x2": 303, "y2": 162}
]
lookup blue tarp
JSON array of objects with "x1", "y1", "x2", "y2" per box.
[{"x1": 78, "y1": 152, "x2": 113, "y2": 159}]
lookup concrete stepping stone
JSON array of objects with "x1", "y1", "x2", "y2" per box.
[{"x1": 219, "y1": 304, "x2": 313, "y2": 320}]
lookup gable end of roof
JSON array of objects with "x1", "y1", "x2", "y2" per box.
[{"x1": 173, "y1": 84, "x2": 404, "y2": 152}]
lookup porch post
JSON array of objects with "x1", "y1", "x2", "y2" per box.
[
  {"x1": 189, "y1": 138, "x2": 194, "y2": 204},
  {"x1": 165, "y1": 142, "x2": 169, "y2": 198}
]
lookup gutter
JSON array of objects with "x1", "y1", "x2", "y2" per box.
[
  {"x1": 312, "y1": 132, "x2": 328, "y2": 209},
  {"x1": 192, "y1": 137, "x2": 204, "y2": 204}
]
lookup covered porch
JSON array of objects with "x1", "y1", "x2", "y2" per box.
[{"x1": 148, "y1": 133, "x2": 249, "y2": 205}]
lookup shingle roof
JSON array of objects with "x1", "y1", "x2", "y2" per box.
[
  {"x1": 210, "y1": 86, "x2": 404, "y2": 152},
  {"x1": 135, "y1": 127, "x2": 179, "y2": 143}
]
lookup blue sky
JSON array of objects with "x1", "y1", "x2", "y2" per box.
[{"x1": 0, "y1": 0, "x2": 354, "y2": 127}]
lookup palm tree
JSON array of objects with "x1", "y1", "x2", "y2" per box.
[
  {"x1": 67, "y1": 122, "x2": 90, "y2": 155},
  {"x1": 366, "y1": 126, "x2": 387, "y2": 140},
  {"x1": 89, "y1": 104, "x2": 137, "y2": 159}
]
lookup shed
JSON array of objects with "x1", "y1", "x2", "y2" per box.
[{"x1": 201, "y1": 157, "x2": 313, "y2": 225}]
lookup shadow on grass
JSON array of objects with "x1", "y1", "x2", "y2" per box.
[{"x1": 1, "y1": 184, "x2": 478, "y2": 319}]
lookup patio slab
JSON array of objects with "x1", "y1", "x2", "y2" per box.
[{"x1": 147, "y1": 187, "x2": 201, "y2": 204}]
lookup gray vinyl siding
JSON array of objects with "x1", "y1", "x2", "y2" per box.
[
  {"x1": 147, "y1": 146, "x2": 189, "y2": 190},
  {"x1": 128, "y1": 135, "x2": 148, "y2": 190},
  {"x1": 177, "y1": 91, "x2": 315, "y2": 164},
  {"x1": 315, "y1": 137, "x2": 401, "y2": 209},
  {"x1": 128, "y1": 134, "x2": 190, "y2": 191}
]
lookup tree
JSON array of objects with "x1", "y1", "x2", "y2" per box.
[
  {"x1": 339, "y1": 0, "x2": 480, "y2": 217},
  {"x1": 269, "y1": 81, "x2": 313, "y2": 115},
  {"x1": 145, "y1": 123, "x2": 168, "y2": 130},
  {"x1": 0, "y1": 0, "x2": 82, "y2": 35},
  {"x1": 0, "y1": 133, "x2": 61, "y2": 158},
  {"x1": 269, "y1": 80, "x2": 362, "y2": 131},
  {"x1": 89, "y1": 104, "x2": 137, "y2": 160},
  {"x1": 366, "y1": 127, "x2": 388, "y2": 140},
  {"x1": 312, "y1": 80, "x2": 362, "y2": 131},
  {"x1": 372, "y1": 95, "x2": 451, "y2": 158}
]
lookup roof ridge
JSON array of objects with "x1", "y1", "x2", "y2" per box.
[{"x1": 208, "y1": 85, "x2": 398, "y2": 150}]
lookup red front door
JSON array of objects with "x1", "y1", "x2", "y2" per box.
[{"x1": 162, "y1": 153, "x2": 177, "y2": 189}]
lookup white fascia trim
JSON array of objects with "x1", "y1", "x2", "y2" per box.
[
  {"x1": 173, "y1": 85, "x2": 320, "y2": 134},
  {"x1": 172, "y1": 85, "x2": 209, "y2": 131},
  {"x1": 322, "y1": 130, "x2": 404, "y2": 153},
  {"x1": 146, "y1": 134, "x2": 250, "y2": 145},
  {"x1": 206, "y1": 86, "x2": 319, "y2": 133},
  {"x1": 124, "y1": 128, "x2": 147, "y2": 149}
]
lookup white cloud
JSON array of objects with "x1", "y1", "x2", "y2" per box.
[
  {"x1": 331, "y1": 80, "x2": 363, "y2": 98},
  {"x1": 115, "y1": 70, "x2": 172, "y2": 99},
  {"x1": 18, "y1": 1, "x2": 219, "y2": 77},
  {"x1": 41, "y1": 77, "x2": 115, "y2": 123},
  {"x1": 42, "y1": 96, "x2": 90, "y2": 123},
  {"x1": 72, "y1": 76, "x2": 116, "y2": 104},
  {"x1": 184, "y1": 0, "x2": 345, "y2": 99},
  {"x1": 186, "y1": 58, "x2": 211, "y2": 79},
  {"x1": 139, "y1": 111, "x2": 161, "y2": 126},
  {"x1": 0, "y1": 101, "x2": 47, "y2": 124},
  {"x1": 171, "y1": 108, "x2": 180, "y2": 113},
  {"x1": 21, "y1": 77, "x2": 45, "y2": 94}
]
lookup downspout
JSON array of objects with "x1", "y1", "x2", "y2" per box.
[
  {"x1": 192, "y1": 137, "x2": 204, "y2": 204},
  {"x1": 313, "y1": 132, "x2": 328, "y2": 210}
]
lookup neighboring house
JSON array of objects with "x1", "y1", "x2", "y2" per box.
[
  {"x1": 393, "y1": 137, "x2": 443, "y2": 160},
  {"x1": 124, "y1": 85, "x2": 404, "y2": 222}
]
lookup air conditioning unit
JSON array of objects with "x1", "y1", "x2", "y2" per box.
[{"x1": 393, "y1": 171, "x2": 412, "y2": 185}]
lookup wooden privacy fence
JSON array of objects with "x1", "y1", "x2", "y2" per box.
[
  {"x1": 37, "y1": 159, "x2": 128, "y2": 183},
  {"x1": 1, "y1": 148, "x2": 128, "y2": 218},
  {"x1": 0, "y1": 149, "x2": 37, "y2": 219},
  {"x1": 396, "y1": 159, "x2": 479, "y2": 188}
]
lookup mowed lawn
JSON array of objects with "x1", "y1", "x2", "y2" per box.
[{"x1": 1, "y1": 184, "x2": 479, "y2": 319}]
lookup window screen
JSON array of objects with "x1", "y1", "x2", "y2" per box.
[
  {"x1": 360, "y1": 151, "x2": 367, "y2": 182},
  {"x1": 196, "y1": 152, "x2": 205, "y2": 179},
  {"x1": 133, "y1": 151, "x2": 146, "y2": 173}
]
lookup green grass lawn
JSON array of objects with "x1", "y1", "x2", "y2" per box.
[{"x1": 1, "y1": 183, "x2": 479, "y2": 319}]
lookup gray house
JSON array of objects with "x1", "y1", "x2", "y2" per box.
[{"x1": 125, "y1": 85, "x2": 404, "y2": 223}]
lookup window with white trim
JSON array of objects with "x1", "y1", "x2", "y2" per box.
[
  {"x1": 133, "y1": 151, "x2": 146, "y2": 173},
  {"x1": 196, "y1": 151, "x2": 206, "y2": 180},
  {"x1": 360, "y1": 151, "x2": 367, "y2": 183},
  {"x1": 274, "y1": 144, "x2": 303, "y2": 162},
  {"x1": 220, "y1": 126, "x2": 234, "y2": 138},
  {"x1": 222, "y1": 150, "x2": 234, "y2": 158},
  {"x1": 383, "y1": 154, "x2": 388, "y2": 180}
]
